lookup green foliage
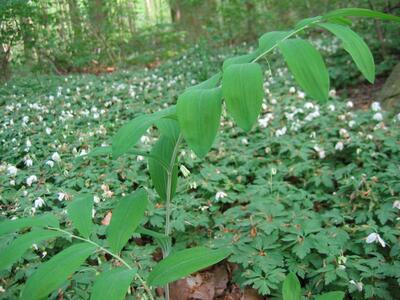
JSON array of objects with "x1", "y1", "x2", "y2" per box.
[
  {"x1": 91, "y1": 268, "x2": 137, "y2": 300},
  {"x1": 148, "y1": 247, "x2": 231, "y2": 286},
  {"x1": 67, "y1": 194, "x2": 93, "y2": 238},
  {"x1": 279, "y1": 39, "x2": 329, "y2": 102},
  {"x1": 177, "y1": 87, "x2": 222, "y2": 157},
  {"x1": 282, "y1": 273, "x2": 301, "y2": 300},
  {"x1": 106, "y1": 189, "x2": 148, "y2": 253},
  {"x1": 222, "y1": 63, "x2": 264, "y2": 131},
  {"x1": 21, "y1": 243, "x2": 96, "y2": 300},
  {"x1": 0, "y1": 214, "x2": 59, "y2": 235}
]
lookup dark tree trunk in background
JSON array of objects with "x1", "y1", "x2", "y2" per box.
[
  {"x1": 169, "y1": 0, "x2": 218, "y2": 38},
  {"x1": 0, "y1": 46, "x2": 11, "y2": 82},
  {"x1": 88, "y1": 0, "x2": 108, "y2": 34}
]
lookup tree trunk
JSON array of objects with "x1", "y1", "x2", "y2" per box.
[{"x1": 67, "y1": 0, "x2": 83, "y2": 40}]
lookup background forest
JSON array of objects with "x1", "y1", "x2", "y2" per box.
[{"x1": 2, "y1": 0, "x2": 400, "y2": 80}]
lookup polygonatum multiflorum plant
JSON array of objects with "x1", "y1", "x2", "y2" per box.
[{"x1": 1, "y1": 7, "x2": 399, "y2": 300}]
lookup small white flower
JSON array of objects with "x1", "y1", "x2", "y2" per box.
[
  {"x1": 270, "y1": 98, "x2": 277, "y2": 105},
  {"x1": 140, "y1": 135, "x2": 150, "y2": 144},
  {"x1": 313, "y1": 145, "x2": 325, "y2": 159},
  {"x1": 26, "y1": 139, "x2": 32, "y2": 148},
  {"x1": 271, "y1": 168, "x2": 277, "y2": 175},
  {"x1": 329, "y1": 89, "x2": 336, "y2": 97},
  {"x1": 346, "y1": 101, "x2": 354, "y2": 108},
  {"x1": 24, "y1": 158, "x2": 33, "y2": 167},
  {"x1": 22, "y1": 116, "x2": 29, "y2": 123},
  {"x1": 349, "y1": 280, "x2": 363, "y2": 292},
  {"x1": 58, "y1": 192, "x2": 66, "y2": 201},
  {"x1": 275, "y1": 127, "x2": 287, "y2": 137},
  {"x1": 93, "y1": 195, "x2": 101, "y2": 203},
  {"x1": 34, "y1": 197, "x2": 45, "y2": 208},
  {"x1": 26, "y1": 175, "x2": 38, "y2": 186},
  {"x1": 371, "y1": 101, "x2": 381, "y2": 111},
  {"x1": 348, "y1": 120, "x2": 356, "y2": 128},
  {"x1": 339, "y1": 128, "x2": 349, "y2": 138},
  {"x1": 137, "y1": 155, "x2": 144, "y2": 161},
  {"x1": 304, "y1": 102, "x2": 314, "y2": 109},
  {"x1": 215, "y1": 191, "x2": 227, "y2": 200},
  {"x1": 297, "y1": 91, "x2": 305, "y2": 99},
  {"x1": 366, "y1": 134, "x2": 373, "y2": 140},
  {"x1": 189, "y1": 181, "x2": 197, "y2": 189},
  {"x1": 7, "y1": 165, "x2": 18, "y2": 176},
  {"x1": 241, "y1": 138, "x2": 249, "y2": 145},
  {"x1": 393, "y1": 200, "x2": 400, "y2": 209},
  {"x1": 180, "y1": 165, "x2": 191, "y2": 177},
  {"x1": 46, "y1": 127, "x2": 52, "y2": 135},
  {"x1": 289, "y1": 86, "x2": 296, "y2": 94},
  {"x1": 335, "y1": 141, "x2": 344, "y2": 151},
  {"x1": 373, "y1": 112, "x2": 383, "y2": 121},
  {"x1": 52, "y1": 152, "x2": 61, "y2": 162},
  {"x1": 45, "y1": 160, "x2": 55, "y2": 168},
  {"x1": 0, "y1": 286, "x2": 5, "y2": 293},
  {"x1": 365, "y1": 232, "x2": 386, "y2": 247},
  {"x1": 328, "y1": 104, "x2": 335, "y2": 112}
]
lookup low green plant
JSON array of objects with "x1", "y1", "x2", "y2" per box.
[{"x1": 1, "y1": 7, "x2": 399, "y2": 300}]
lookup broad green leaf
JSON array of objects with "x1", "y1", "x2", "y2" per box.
[
  {"x1": 67, "y1": 194, "x2": 93, "y2": 238},
  {"x1": 282, "y1": 273, "x2": 301, "y2": 300},
  {"x1": 319, "y1": 23, "x2": 375, "y2": 83},
  {"x1": 223, "y1": 52, "x2": 259, "y2": 70},
  {"x1": 107, "y1": 189, "x2": 148, "y2": 253},
  {"x1": 279, "y1": 38, "x2": 329, "y2": 102},
  {"x1": 315, "y1": 291, "x2": 345, "y2": 300},
  {"x1": 112, "y1": 106, "x2": 176, "y2": 158},
  {"x1": 258, "y1": 31, "x2": 291, "y2": 54},
  {"x1": 0, "y1": 229, "x2": 63, "y2": 271},
  {"x1": 177, "y1": 87, "x2": 222, "y2": 157},
  {"x1": 294, "y1": 16, "x2": 322, "y2": 29},
  {"x1": 155, "y1": 118, "x2": 180, "y2": 143},
  {"x1": 222, "y1": 63, "x2": 264, "y2": 132},
  {"x1": 137, "y1": 227, "x2": 171, "y2": 255},
  {"x1": 325, "y1": 16, "x2": 352, "y2": 26},
  {"x1": 187, "y1": 72, "x2": 221, "y2": 90},
  {"x1": 148, "y1": 135, "x2": 178, "y2": 201},
  {"x1": 91, "y1": 268, "x2": 137, "y2": 300},
  {"x1": 21, "y1": 243, "x2": 96, "y2": 300},
  {"x1": 0, "y1": 214, "x2": 59, "y2": 235},
  {"x1": 324, "y1": 8, "x2": 400, "y2": 23},
  {"x1": 148, "y1": 247, "x2": 231, "y2": 286}
]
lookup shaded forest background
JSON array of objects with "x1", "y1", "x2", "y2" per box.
[{"x1": 1, "y1": 0, "x2": 400, "y2": 81}]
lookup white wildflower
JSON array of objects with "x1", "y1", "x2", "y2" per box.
[
  {"x1": 34, "y1": 197, "x2": 45, "y2": 208},
  {"x1": 329, "y1": 89, "x2": 336, "y2": 97},
  {"x1": 270, "y1": 98, "x2": 277, "y2": 105},
  {"x1": 289, "y1": 86, "x2": 296, "y2": 94},
  {"x1": 328, "y1": 104, "x2": 335, "y2": 112},
  {"x1": 373, "y1": 112, "x2": 383, "y2": 121},
  {"x1": 346, "y1": 101, "x2": 354, "y2": 108},
  {"x1": 271, "y1": 168, "x2": 277, "y2": 175},
  {"x1": 137, "y1": 155, "x2": 144, "y2": 161},
  {"x1": 335, "y1": 141, "x2": 344, "y2": 151},
  {"x1": 58, "y1": 192, "x2": 66, "y2": 201},
  {"x1": 297, "y1": 91, "x2": 305, "y2": 99},
  {"x1": 26, "y1": 175, "x2": 38, "y2": 186},
  {"x1": 24, "y1": 157, "x2": 33, "y2": 167},
  {"x1": 349, "y1": 280, "x2": 363, "y2": 292},
  {"x1": 7, "y1": 165, "x2": 18, "y2": 176},
  {"x1": 93, "y1": 195, "x2": 100, "y2": 203},
  {"x1": 365, "y1": 232, "x2": 386, "y2": 247},
  {"x1": 275, "y1": 127, "x2": 287, "y2": 137},
  {"x1": 393, "y1": 200, "x2": 400, "y2": 209},
  {"x1": 339, "y1": 128, "x2": 349, "y2": 138},
  {"x1": 371, "y1": 101, "x2": 381, "y2": 111},
  {"x1": 241, "y1": 138, "x2": 249, "y2": 145},
  {"x1": 189, "y1": 181, "x2": 197, "y2": 189},
  {"x1": 304, "y1": 102, "x2": 314, "y2": 109},
  {"x1": 314, "y1": 145, "x2": 326, "y2": 159},
  {"x1": 215, "y1": 191, "x2": 227, "y2": 200},
  {"x1": 26, "y1": 139, "x2": 32, "y2": 148},
  {"x1": 140, "y1": 135, "x2": 150, "y2": 144},
  {"x1": 180, "y1": 165, "x2": 191, "y2": 177},
  {"x1": 348, "y1": 120, "x2": 356, "y2": 128},
  {"x1": 46, "y1": 127, "x2": 52, "y2": 135},
  {"x1": 45, "y1": 160, "x2": 55, "y2": 168},
  {"x1": 51, "y1": 152, "x2": 61, "y2": 162}
]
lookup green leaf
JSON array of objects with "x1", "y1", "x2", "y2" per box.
[
  {"x1": 148, "y1": 135, "x2": 179, "y2": 201},
  {"x1": 319, "y1": 23, "x2": 375, "y2": 83},
  {"x1": 136, "y1": 227, "x2": 171, "y2": 256},
  {"x1": 112, "y1": 106, "x2": 176, "y2": 158},
  {"x1": 0, "y1": 214, "x2": 59, "y2": 235},
  {"x1": 315, "y1": 291, "x2": 345, "y2": 300},
  {"x1": 324, "y1": 8, "x2": 400, "y2": 23},
  {"x1": 279, "y1": 38, "x2": 329, "y2": 102},
  {"x1": 222, "y1": 63, "x2": 264, "y2": 132},
  {"x1": 148, "y1": 247, "x2": 231, "y2": 287},
  {"x1": 67, "y1": 194, "x2": 93, "y2": 238},
  {"x1": 282, "y1": 273, "x2": 301, "y2": 300},
  {"x1": 177, "y1": 87, "x2": 222, "y2": 157},
  {"x1": 155, "y1": 118, "x2": 180, "y2": 143},
  {"x1": 223, "y1": 52, "x2": 259, "y2": 70},
  {"x1": 21, "y1": 243, "x2": 96, "y2": 300},
  {"x1": 294, "y1": 16, "x2": 322, "y2": 29},
  {"x1": 107, "y1": 189, "x2": 148, "y2": 253},
  {"x1": 0, "y1": 229, "x2": 63, "y2": 271},
  {"x1": 258, "y1": 31, "x2": 290, "y2": 54},
  {"x1": 91, "y1": 268, "x2": 137, "y2": 300},
  {"x1": 187, "y1": 72, "x2": 221, "y2": 90}
]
